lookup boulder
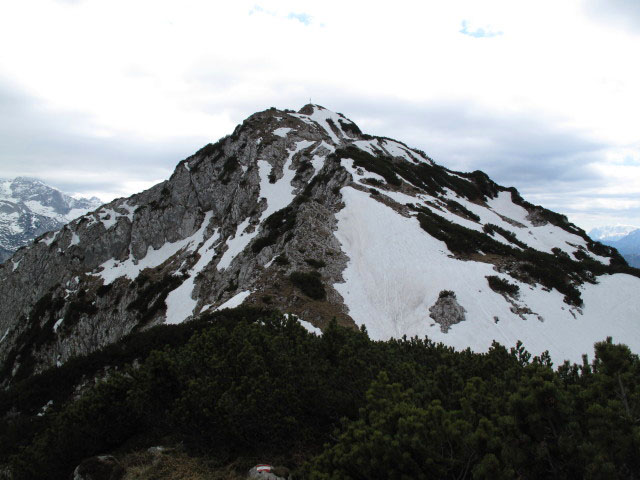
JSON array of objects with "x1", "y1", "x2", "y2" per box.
[{"x1": 72, "y1": 455, "x2": 124, "y2": 480}]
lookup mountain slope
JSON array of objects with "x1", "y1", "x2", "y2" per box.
[
  {"x1": 1, "y1": 104, "x2": 638, "y2": 384},
  {"x1": 0, "y1": 177, "x2": 101, "y2": 263}
]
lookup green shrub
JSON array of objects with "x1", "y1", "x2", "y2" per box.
[
  {"x1": 194, "y1": 143, "x2": 218, "y2": 158},
  {"x1": 486, "y1": 276, "x2": 520, "y2": 297},
  {"x1": 446, "y1": 199, "x2": 481, "y2": 222},
  {"x1": 4, "y1": 310, "x2": 640, "y2": 480},
  {"x1": 305, "y1": 258, "x2": 326, "y2": 269},
  {"x1": 252, "y1": 206, "x2": 297, "y2": 254},
  {"x1": 127, "y1": 274, "x2": 183, "y2": 326},
  {"x1": 218, "y1": 156, "x2": 239, "y2": 185},
  {"x1": 334, "y1": 146, "x2": 401, "y2": 186},
  {"x1": 289, "y1": 271, "x2": 326, "y2": 300},
  {"x1": 274, "y1": 254, "x2": 290, "y2": 266},
  {"x1": 483, "y1": 223, "x2": 528, "y2": 249}
]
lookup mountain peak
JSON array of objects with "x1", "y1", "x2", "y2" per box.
[{"x1": 1, "y1": 105, "x2": 640, "y2": 384}]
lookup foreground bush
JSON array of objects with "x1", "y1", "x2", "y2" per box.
[{"x1": 2, "y1": 308, "x2": 638, "y2": 479}]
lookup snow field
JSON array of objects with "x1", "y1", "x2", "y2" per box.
[{"x1": 333, "y1": 187, "x2": 640, "y2": 364}]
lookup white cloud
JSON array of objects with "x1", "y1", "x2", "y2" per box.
[{"x1": 0, "y1": 0, "x2": 638, "y2": 229}]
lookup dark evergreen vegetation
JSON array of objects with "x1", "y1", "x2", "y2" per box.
[
  {"x1": 414, "y1": 205, "x2": 640, "y2": 306},
  {"x1": 0, "y1": 308, "x2": 638, "y2": 479},
  {"x1": 251, "y1": 206, "x2": 297, "y2": 254},
  {"x1": 218, "y1": 155, "x2": 239, "y2": 185},
  {"x1": 486, "y1": 276, "x2": 520, "y2": 297},
  {"x1": 446, "y1": 199, "x2": 481, "y2": 222},
  {"x1": 334, "y1": 146, "x2": 402, "y2": 186},
  {"x1": 304, "y1": 258, "x2": 326, "y2": 269},
  {"x1": 127, "y1": 273, "x2": 184, "y2": 327},
  {"x1": 483, "y1": 223, "x2": 528, "y2": 249},
  {"x1": 289, "y1": 271, "x2": 326, "y2": 300}
]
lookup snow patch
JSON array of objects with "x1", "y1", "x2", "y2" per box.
[
  {"x1": 165, "y1": 226, "x2": 221, "y2": 324},
  {"x1": 257, "y1": 140, "x2": 314, "y2": 221},
  {"x1": 340, "y1": 158, "x2": 386, "y2": 185},
  {"x1": 217, "y1": 218, "x2": 256, "y2": 270},
  {"x1": 53, "y1": 318, "x2": 64, "y2": 332},
  {"x1": 292, "y1": 105, "x2": 352, "y2": 144},
  {"x1": 40, "y1": 231, "x2": 59, "y2": 246},
  {"x1": 216, "y1": 290, "x2": 251, "y2": 310},
  {"x1": 97, "y1": 208, "x2": 119, "y2": 230},
  {"x1": 381, "y1": 139, "x2": 418, "y2": 164},
  {"x1": 296, "y1": 317, "x2": 322, "y2": 335},
  {"x1": 353, "y1": 139, "x2": 379, "y2": 155},
  {"x1": 216, "y1": 140, "x2": 314, "y2": 272},
  {"x1": 96, "y1": 211, "x2": 213, "y2": 284},
  {"x1": 70, "y1": 231, "x2": 80, "y2": 246},
  {"x1": 273, "y1": 127, "x2": 292, "y2": 137}
]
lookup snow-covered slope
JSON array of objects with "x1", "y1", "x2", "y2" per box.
[
  {"x1": 0, "y1": 177, "x2": 101, "y2": 263},
  {"x1": 1, "y1": 105, "x2": 639, "y2": 384}
]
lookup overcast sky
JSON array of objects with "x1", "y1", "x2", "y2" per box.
[{"x1": 1, "y1": 0, "x2": 639, "y2": 230}]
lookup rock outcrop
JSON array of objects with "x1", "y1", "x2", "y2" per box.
[{"x1": 429, "y1": 290, "x2": 467, "y2": 333}]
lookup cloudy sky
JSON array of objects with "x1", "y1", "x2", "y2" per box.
[{"x1": 1, "y1": 0, "x2": 639, "y2": 230}]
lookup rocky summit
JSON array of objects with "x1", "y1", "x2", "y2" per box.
[{"x1": 1, "y1": 104, "x2": 639, "y2": 384}]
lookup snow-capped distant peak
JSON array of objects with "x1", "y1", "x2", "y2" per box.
[
  {"x1": 589, "y1": 225, "x2": 640, "y2": 242},
  {"x1": 0, "y1": 177, "x2": 102, "y2": 263}
]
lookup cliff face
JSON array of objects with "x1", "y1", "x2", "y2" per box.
[{"x1": 1, "y1": 104, "x2": 638, "y2": 384}]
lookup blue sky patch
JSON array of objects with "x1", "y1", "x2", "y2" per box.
[
  {"x1": 459, "y1": 20, "x2": 503, "y2": 38},
  {"x1": 287, "y1": 12, "x2": 311, "y2": 25}
]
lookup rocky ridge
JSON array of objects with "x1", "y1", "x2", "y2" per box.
[{"x1": 1, "y1": 104, "x2": 639, "y2": 385}]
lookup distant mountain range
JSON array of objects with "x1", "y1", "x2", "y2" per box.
[
  {"x1": 0, "y1": 177, "x2": 102, "y2": 263},
  {"x1": 589, "y1": 226, "x2": 640, "y2": 268}
]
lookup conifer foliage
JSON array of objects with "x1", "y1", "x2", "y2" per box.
[{"x1": 0, "y1": 308, "x2": 638, "y2": 479}]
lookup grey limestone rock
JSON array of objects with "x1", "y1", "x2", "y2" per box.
[
  {"x1": 0, "y1": 105, "x2": 359, "y2": 384},
  {"x1": 429, "y1": 290, "x2": 467, "y2": 333}
]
